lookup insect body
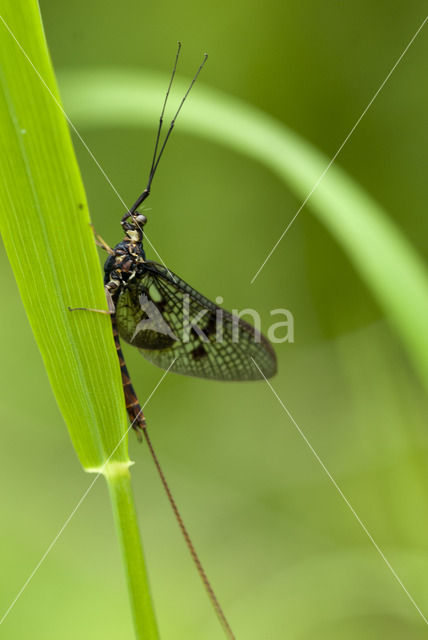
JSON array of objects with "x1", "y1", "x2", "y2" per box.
[
  {"x1": 103, "y1": 211, "x2": 277, "y2": 432},
  {"x1": 94, "y1": 44, "x2": 277, "y2": 435}
]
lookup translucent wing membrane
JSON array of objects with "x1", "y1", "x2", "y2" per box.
[{"x1": 115, "y1": 262, "x2": 277, "y2": 380}]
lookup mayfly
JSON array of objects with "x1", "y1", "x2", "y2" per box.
[
  {"x1": 90, "y1": 47, "x2": 277, "y2": 435},
  {"x1": 70, "y1": 44, "x2": 278, "y2": 431}
]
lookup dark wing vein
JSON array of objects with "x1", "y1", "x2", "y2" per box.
[{"x1": 115, "y1": 261, "x2": 277, "y2": 381}]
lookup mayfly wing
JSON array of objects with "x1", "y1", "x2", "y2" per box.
[{"x1": 115, "y1": 261, "x2": 277, "y2": 381}]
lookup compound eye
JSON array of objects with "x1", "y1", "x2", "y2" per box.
[{"x1": 135, "y1": 214, "x2": 147, "y2": 226}]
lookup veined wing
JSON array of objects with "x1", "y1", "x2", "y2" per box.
[{"x1": 115, "y1": 261, "x2": 277, "y2": 381}]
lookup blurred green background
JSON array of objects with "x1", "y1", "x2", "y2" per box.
[{"x1": 1, "y1": 1, "x2": 428, "y2": 638}]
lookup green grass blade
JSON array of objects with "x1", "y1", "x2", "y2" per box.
[
  {"x1": 60, "y1": 68, "x2": 428, "y2": 390},
  {"x1": 0, "y1": 5, "x2": 158, "y2": 638},
  {"x1": 0, "y1": 6, "x2": 127, "y2": 468}
]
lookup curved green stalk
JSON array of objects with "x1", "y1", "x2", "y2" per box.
[
  {"x1": 60, "y1": 69, "x2": 428, "y2": 391},
  {"x1": 0, "y1": 4, "x2": 158, "y2": 638}
]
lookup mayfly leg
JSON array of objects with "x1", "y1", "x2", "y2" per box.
[
  {"x1": 89, "y1": 223, "x2": 115, "y2": 255},
  {"x1": 68, "y1": 306, "x2": 112, "y2": 313},
  {"x1": 68, "y1": 287, "x2": 115, "y2": 314}
]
